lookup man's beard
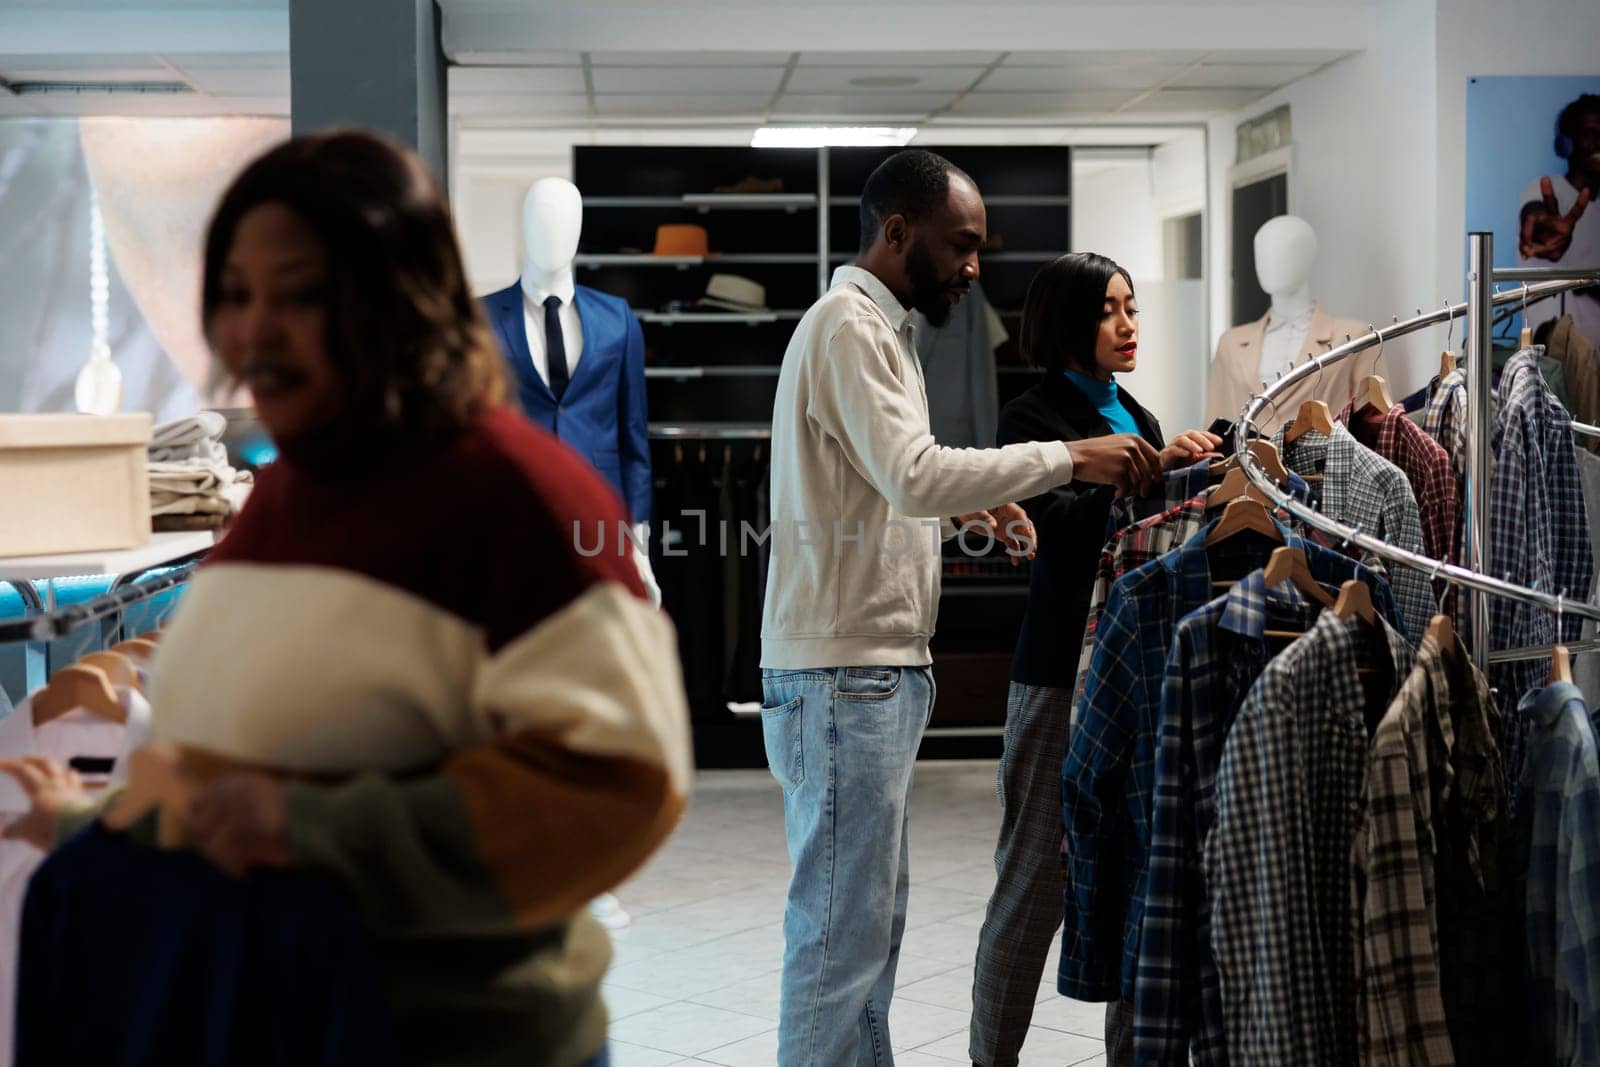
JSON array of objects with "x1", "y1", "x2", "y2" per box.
[{"x1": 907, "y1": 237, "x2": 967, "y2": 327}]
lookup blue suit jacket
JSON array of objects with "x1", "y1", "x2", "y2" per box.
[{"x1": 482, "y1": 281, "x2": 652, "y2": 524}]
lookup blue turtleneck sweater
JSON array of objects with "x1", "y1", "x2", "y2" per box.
[{"x1": 1064, "y1": 368, "x2": 1140, "y2": 436}]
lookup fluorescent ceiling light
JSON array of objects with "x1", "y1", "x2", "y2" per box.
[{"x1": 752, "y1": 126, "x2": 916, "y2": 148}]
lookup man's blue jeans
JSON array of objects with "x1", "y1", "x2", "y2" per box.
[{"x1": 760, "y1": 665, "x2": 936, "y2": 1067}]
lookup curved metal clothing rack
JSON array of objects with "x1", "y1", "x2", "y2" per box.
[{"x1": 1234, "y1": 233, "x2": 1600, "y2": 672}]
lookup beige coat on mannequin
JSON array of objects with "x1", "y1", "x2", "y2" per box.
[{"x1": 1205, "y1": 302, "x2": 1371, "y2": 432}]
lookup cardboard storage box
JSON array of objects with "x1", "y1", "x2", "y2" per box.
[{"x1": 0, "y1": 413, "x2": 152, "y2": 557}]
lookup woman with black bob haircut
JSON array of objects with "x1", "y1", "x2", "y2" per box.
[
  {"x1": 5, "y1": 129, "x2": 691, "y2": 1067},
  {"x1": 967, "y1": 252, "x2": 1219, "y2": 1067}
]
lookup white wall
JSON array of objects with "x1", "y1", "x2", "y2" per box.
[
  {"x1": 1205, "y1": 0, "x2": 1440, "y2": 399},
  {"x1": 1151, "y1": 131, "x2": 1206, "y2": 222},
  {"x1": 1121, "y1": 279, "x2": 1209, "y2": 434},
  {"x1": 1072, "y1": 155, "x2": 1163, "y2": 281}
]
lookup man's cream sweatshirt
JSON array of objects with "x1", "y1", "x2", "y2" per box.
[{"x1": 760, "y1": 266, "x2": 1075, "y2": 670}]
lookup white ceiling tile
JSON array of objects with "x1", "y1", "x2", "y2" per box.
[
  {"x1": 160, "y1": 52, "x2": 289, "y2": 69},
  {"x1": 943, "y1": 91, "x2": 1140, "y2": 118},
  {"x1": 179, "y1": 67, "x2": 290, "y2": 95},
  {"x1": 591, "y1": 93, "x2": 766, "y2": 119},
  {"x1": 769, "y1": 92, "x2": 952, "y2": 119},
  {"x1": 1005, "y1": 50, "x2": 1205, "y2": 66},
  {"x1": 590, "y1": 67, "x2": 782, "y2": 94},
  {"x1": 449, "y1": 93, "x2": 592, "y2": 118},
  {"x1": 980, "y1": 64, "x2": 1185, "y2": 93},
  {"x1": 0, "y1": 67, "x2": 187, "y2": 84},
  {"x1": 1197, "y1": 49, "x2": 1352, "y2": 65},
  {"x1": 451, "y1": 50, "x2": 583, "y2": 66},
  {"x1": 588, "y1": 51, "x2": 790, "y2": 67},
  {"x1": 1119, "y1": 87, "x2": 1272, "y2": 113},
  {"x1": 784, "y1": 65, "x2": 982, "y2": 94},
  {"x1": 798, "y1": 51, "x2": 1001, "y2": 67},
  {"x1": 1172, "y1": 63, "x2": 1318, "y2": 89},
  {"x1": 449, "y1": 67, "x2": 587, "y2": 94}
]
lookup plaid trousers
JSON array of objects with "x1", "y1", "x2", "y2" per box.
[{"x1": 971, "y1": 683, "x2": 1072, "y2": 1066}]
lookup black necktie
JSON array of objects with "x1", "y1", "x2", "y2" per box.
[{"x1": 543, "y1": 294, "x2": 569, "y2": 402}]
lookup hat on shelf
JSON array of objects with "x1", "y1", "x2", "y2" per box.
[
  {"x1": 652, "y1": 224, "x2": 712, "y2": 257},
  {"x1": 695, "y1": 273, "x2": 769, "y2": 313}
]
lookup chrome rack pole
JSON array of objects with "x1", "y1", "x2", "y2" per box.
[{"x1": 1466, "y1": 233, "x2": 1494, "y2": 670}]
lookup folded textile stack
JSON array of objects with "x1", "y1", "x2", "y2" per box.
[{"x1": 147, "y1": 413, "x2": 253, "y2": 531}]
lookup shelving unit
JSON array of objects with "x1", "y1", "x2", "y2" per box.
[{"x1": 572, "y1": 144, "x2": 1071, "y2": 764}]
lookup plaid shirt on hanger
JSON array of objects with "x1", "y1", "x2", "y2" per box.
[
  {"x1": 1423, "y1": 368, "x2": 1468, "y2": 477},
  {"x1": 1107, "y1": 458, "x2": 1215, "y2": 535},
  {"x1": 1135, "y1": 571, "x2": 1320, "y2": 1067},
  {"x1": 1207, "y1": 609, "x2": 1415, "y2": 1066},
  {"x1": 1514, "y1": 682, "x2": 1600, "y2": 1066},
  {"x1": 1490, "y1": 351, "x2": 1595, "y2": 782},
  {"x1": 1064, "y1": 519, "x2": 1402, "y2": 1006},
  {"x1": 1353, "y1": 631, "x2": 1508, "y2": 1067},
  {"x1": 1337, "y1": 399, "x2": 1461, "y2": 583},
  {"x1": 1072, "y1": 472, "x2": 1314, "y2": 721},
  {"x1": 1273, "y1": 420, "x2": 1432, "y2": 641}
]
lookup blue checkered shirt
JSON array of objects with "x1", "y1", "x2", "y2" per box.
[
  {"x1": 1513, "y1": 681, "x2": 1600, "y2": 1067},
  {"x1": 1135, "y1": 562, "x2": 1395, "y2": 1066},
  {"x1": 1135, "y1": 572, "x2": 1317, "y2": 1066},
  {"x1": 1108, "y1": 457, "x2": 1215, "y2": 534},
  {"x1": 1491, "y1": 351, "x2": 1595, "y2": 782},
  {"x1": 1063, "y1": 517, "x2": 1402, "y2": 1006},
  {"x1": 1207, "y1": 609, "x2": 1416, "y2": 1066},
  {"x1": 1274, "y1": 420, "x2": 1434, "y2": 641}
]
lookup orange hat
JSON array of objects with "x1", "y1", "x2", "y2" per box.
[{"x1": 652, "y1": 224, "x2": 711, "y2": 257}]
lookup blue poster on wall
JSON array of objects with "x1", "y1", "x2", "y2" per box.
[{"x1": 1465, "y1": 76, "x2": 1600, "y2": 343}]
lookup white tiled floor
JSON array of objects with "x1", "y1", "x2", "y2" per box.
[{"x1": 604, "y1": 760, "x2": 1108, "y2": 1066}]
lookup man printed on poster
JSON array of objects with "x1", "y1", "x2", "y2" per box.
[{"x1": 1518, "y1": 92, "x2": 1599, "y2": 340}]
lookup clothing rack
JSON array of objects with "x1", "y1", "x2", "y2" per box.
[
  {"x1": 0, "y1": 554, "x2": 202, "y2": 694},
  {"x1": 1236, "y1": 246, "x2": 1600, "y2": 674},
  {"x1": 0, "y1": 556, "x2": 202, "y2": 644}
]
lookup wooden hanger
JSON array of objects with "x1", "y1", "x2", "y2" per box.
[
  {"x1": 1209, "y1": 467, "x2": 1269, "y2": 508},
  {"x1": 1262, "y1": 546, "x2": 1336, "y2": 608},
  {"x1": 1519, "y1": 324, "x2": 1534, "y2": 349},
  {"x1": 1332, "y1": 579, "x2": 1376, "y2": 625},
  {"x1": 1550, "y1": 645, "x2": 1573, "y2": 684},
  {"x1": 1550, "y1": 594, "x2": 1573, "y2": 683},
  {"x1": 1205, "y1": 497, "x2": 1284, "y2": 549},
  {"x1": 1424, "y1": 613, "x2": 1456, "y2": 656},
  {"x1": 31, "y1": 665, "x2": 126, "y2": 726},
  {"x1": 1213, "y1": 439, "x2": 1291, "y2": 480},
  {"x1": 75, "y1": 651, "x2": 138, "y2": 691},
  {"x1": 1355, "y1": 375, "x2": 1394, "y2": 414},
  {"x1": 1439, "y1": 349, "x2": 1457, "y2": 381},
  {"x1": 1284, "y1": 400, "x2": 1335, "y2": 444},
  {"x1": 111, "y1": 638, "x2": 158, "y2": 661}
]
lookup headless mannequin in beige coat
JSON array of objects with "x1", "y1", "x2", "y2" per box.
[{"x1": 1206, "y1": 215, "x2": 1367, "y2": 431}]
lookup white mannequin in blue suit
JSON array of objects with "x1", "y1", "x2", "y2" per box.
[
  {"x1": 489, "y1": 179, "x2": 658, "y2": 932},
  {"x1": 483, "y1": 177, "x2": 659, "y2": 608}
]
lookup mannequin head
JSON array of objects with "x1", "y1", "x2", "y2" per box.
[
  {"x1": 1253, "y1": 215, "x2": 1317, "y2": 297},
  {"x1": 521, "y1": 177, "x2": 583, "y2": 277}
]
